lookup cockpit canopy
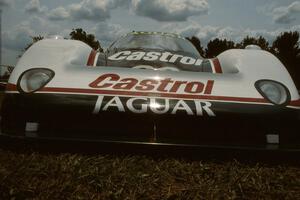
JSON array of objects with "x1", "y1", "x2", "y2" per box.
[{"x1": 108, "y1": 31, "x2": 201, "y2": 58}]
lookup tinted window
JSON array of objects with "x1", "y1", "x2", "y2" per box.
[{"x1": 109, "y1": 33, "x2": 201, "y2": 58}]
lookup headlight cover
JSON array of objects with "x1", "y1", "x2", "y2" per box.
[
  {"x1": 255, "y1": 80, "x2": 290, "y2": 105},
  {"x1": 18, "y1": 68, "x2": 54, "y2": 93}
]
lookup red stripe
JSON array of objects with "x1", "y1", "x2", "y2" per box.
[
  {"x1": 290, "y1": 99, "x2": 300, "y2": 106},
  {"x1": 212, "y1": 58, "x2": 222, "y2": 73},
  {"x1": 5, "y1": 83, "x2": 17, "y2": 91},
  {"x1": 7, "y1": 83, "x2": 300, "y2": 107},
  {"x1": 3, "y1": 83, "x2": 269, "y2": 103},
  {"x1": 87, "y1": 50, "x2": 97, "y2": 66},
  {"x1": 37, "y1": 87, "x2": 268, "y2": 103}
]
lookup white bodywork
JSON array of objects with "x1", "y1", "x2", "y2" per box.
[{"x1": 7, "y1": 38, "x2": 300, "y2": 109}]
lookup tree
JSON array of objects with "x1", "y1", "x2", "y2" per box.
[
  {"x1": 69, "y1": 28, "x2": 103, "y2": 52},
  {"x1": 271, "y1": 31, "x2": 300, "y2": 87},
  {"x1": 237, "y1": 36, "x2": 270, "y2": 51},
  {"x1": 186, "y1": 36, "x2": 205, "y2": 57},
  {"x1": 18, "y1": 35, "x2": 44, "y2": 57},
  {"x1": 23, "y1": 35, "x2": 44, "y2": 52},
  {"x1": 205, "y1": 38, "x2": 235, "y2": 58}
]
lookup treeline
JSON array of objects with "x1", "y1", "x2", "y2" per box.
[{"x1": 186, "y1": 31, "x2": 300, "y2": 88}]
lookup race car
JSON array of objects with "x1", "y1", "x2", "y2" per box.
[{"x1": 1, "y1": 31, "x2": 300, "y2": 151}]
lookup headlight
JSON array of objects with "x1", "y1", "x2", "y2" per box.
[
  {"x1": 255, "y1": 80, "x2": 290, "y2": 105},
  {"x1": 18, "y1": 68, "x2": 54, "y2": 93}
]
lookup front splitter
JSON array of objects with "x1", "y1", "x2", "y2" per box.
[{"x1": 1, "y1": 132, "x2": 300, "y2": 164}]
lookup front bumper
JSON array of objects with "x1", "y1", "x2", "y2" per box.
[{"x1": 1, "y1": 93, "x2": 300, "y2": 148}]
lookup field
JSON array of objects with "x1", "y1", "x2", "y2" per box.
[
  {"x1": 1, "y1": 148, "x2": 300, "y2": 200},
  {"x1": 0, "y1": 92, "x2": 300, "y2": 199}
]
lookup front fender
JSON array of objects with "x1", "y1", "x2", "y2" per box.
[
  {"x1": 217, "y1": 49, "x2": 299, "y2": 100},
  {"x1": 8, "y1": 38, "x2": 93, "y2": 85}
]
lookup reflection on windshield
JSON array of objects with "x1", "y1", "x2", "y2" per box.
[{"x1": 109, "y1": 33, "x2": 201, "y2": 57}]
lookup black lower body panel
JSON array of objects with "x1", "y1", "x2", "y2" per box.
[{"x1": 1, "y1": 93, "x2": 300, "y2": 148}]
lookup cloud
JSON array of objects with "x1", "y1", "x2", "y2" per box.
[
  {"x1": 0, "y1": 0, "x2": 13, "y2": 7},
  {"x1": 131, "y1": 0, "x2": 209, "y2": 22},
  {"x1": 25, "y1": 0, "x2": 46, "y2": 13},
  {"x1": 272, "y1": 1, "x2": 300, "y2": 24},
  {"x1": 1, "y1": 13, "x2": 127, "y2": 52},
  {"x1": 47, "y1": 0, "x2": 130, "y2": 21},
  {"x1": 1, "y1": 16, "x2": 68, "y2": 51},
  {"x1": 47, "y1": 0, "x2": 208, "y2": 22},
  {"x1": 47, "y1": 7, "x2": 70, "y2": 21},
  {"x1": 161, "y1": 23, "x2": 235, "y2": 43},
  {"x1": 2, "y1": 24, "x2": 35, "y2": 51},
  {"x1": 27, "y1": 16, "x2": 62, "y2": 35},
  {"x1": 93, "y1": 22, "x2": 129, "y2": 47},
  {"x1": 68, "y1": 0, "x2": 111, "y2": 21},
  {"x1": 161, "y1": 22, "x2": 300, "y2": 45}
]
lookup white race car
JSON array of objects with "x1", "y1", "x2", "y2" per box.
[{"x1": 1, "y1": 31, "x2": 300, "y2": 150}]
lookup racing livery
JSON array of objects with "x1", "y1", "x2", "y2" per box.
[{"x1": 1, "y1": 31, "x2": 300, "y2": 150}]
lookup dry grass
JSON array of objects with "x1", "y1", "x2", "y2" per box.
[{"x1": 0, "y1": 149, "x2": 300, "y2": 200}]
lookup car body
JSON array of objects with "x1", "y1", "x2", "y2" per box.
[{"x1": 1, "y1": 31, "x2": 300, "y2": 151}]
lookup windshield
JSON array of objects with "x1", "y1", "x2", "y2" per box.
[{"x1": 109, "y1": 32, "x2": 201, "y2": 58}]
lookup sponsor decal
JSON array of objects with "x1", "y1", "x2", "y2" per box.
[
  {"x1": 89, "y1": 73, "x2": 214, "y2": 94},
  {"x1": 108, "y1": 51, "x2": 203, "y2": 66},
  {"x1": 93, "y1": 96, "x2": 216, "y2": 116}
]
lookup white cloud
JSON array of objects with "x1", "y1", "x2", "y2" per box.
[
  {"x1": 47, "y1": 0, "x2": 208, "y2": 22},
  {"x1": 2, "y1": 13, "x2": 127, "y2": 52},
  {"x1": 131, "y1": 0, "x2": 209, "y2": 22},
  {"x1": 47, "y1": 7, "x2": 70, "y2": 21},
  {"x1": 161, "y1": 23, "x2": 235, "y2": 44},
  {"x1": 25, "y1": 0, "x2": 46, "y2": 13},
  {"x1": 272, "y1": 1, "x2": 300, "y2": 24},
  {"x1": 161, "y1": 22, "x2": 300, "y2": 45},
  {"x1": 1, "y1": 16, "x2": 70, "y2": 51},
  {"x1": 47, "y1": 0, "x2": 130, "y2": 22},
  {"x1": 68, "y1": 0, "x2": 111, "y2": 21}
]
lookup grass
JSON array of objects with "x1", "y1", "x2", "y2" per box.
[
  {"x1": 0, "y1": 149, "x2": 300, "y2": 200},
  {"x1": 0, "y1": 92, "x2": 300, "y2": 199}
]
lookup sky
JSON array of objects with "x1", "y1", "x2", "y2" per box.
[{"x1": 0, "y1": 0, "x2": 300, "y2": 66}]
